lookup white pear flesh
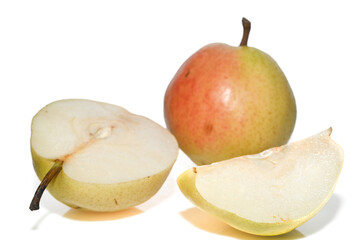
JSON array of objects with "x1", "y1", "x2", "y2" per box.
[
  {"x1": 177, "y1": 128, "x2": 343, "y2": 236},
  {"x1": 31, "y1": 99, "x2": 178, "y2": 212}
]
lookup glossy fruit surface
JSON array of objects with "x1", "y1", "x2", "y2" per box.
[{"x1": 164, "y1": 19, "x2": 296, "y2": 165}]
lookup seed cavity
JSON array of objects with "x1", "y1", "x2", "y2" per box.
[{"x1": 94, "y1": 127, "x2": 112, "y2": 139}]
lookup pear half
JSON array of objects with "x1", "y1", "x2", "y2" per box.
[
  {"x1": 30, "y1": 99, "x2": 178, "y2": 212},
  {"x1": 177, "y1": 128, "x2": 343, "y2": 236}
]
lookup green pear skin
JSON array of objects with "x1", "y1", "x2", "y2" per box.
[
  {"x1": 32, "y1": 148, "x2": 173, "y2": 212},
  {"x1": 178, "y1": 168, "x2": 308, "y2": 236}
]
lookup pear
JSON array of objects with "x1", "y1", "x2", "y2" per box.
[
  {"x1": 177, "y1": 128, "x2": 343, "y2": 236},
  {"x1": 30, "y1": 99, "x2": 178, "y2": 212},
  {"x1": 164, "y1": 18, "x2": 296, "y2": 165}
]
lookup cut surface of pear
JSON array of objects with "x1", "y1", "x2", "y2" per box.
[
  {"x1": 177, "y1": 128, "x2": 343, "y2": 236},
  {"x1": 30, "y1": 99, "x2": 178, "y2": 212}
]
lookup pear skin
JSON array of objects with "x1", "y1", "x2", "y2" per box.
[
  {"x1": 32, "y1": 147, "x2": 174, "y2": 212},
  {"x1": 30, "y1": 99, "x2": 178, "y2": 212},
  {"x1": 164, "y1": 18, "x2": 296, "y2": 165},
  {"x1": 177, "y1": 168, "x2": 302, "y2": 236}
]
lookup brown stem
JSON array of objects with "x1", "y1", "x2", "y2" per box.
[
  {"x1": 240, "y1": 17, "x2": 251, "y2": 46},
  {"x1": 29, "y1": 160, "x2": 63, "y2": 211}
]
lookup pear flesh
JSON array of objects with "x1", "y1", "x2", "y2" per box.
[
  {"x1": 177, "y1": 128, "x2": 343, "y2": 236},
  {"x1": 31, "y1": 99, "x2": 178, "y2": 212}
]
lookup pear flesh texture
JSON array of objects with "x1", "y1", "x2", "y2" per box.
[
  {"x1": 31, "y1": 99, "x2": 178, "y2": 212},
  {"x1": 177, "y1": 128, "x2": 343, "y2": 236}
]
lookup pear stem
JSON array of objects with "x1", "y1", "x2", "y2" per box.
[
  {"x1": 29, "y1": 160, "x2": 63, "y2": 211},
  {"x1": 240, "y1": 17, "x2": 251, "y2": 46}
]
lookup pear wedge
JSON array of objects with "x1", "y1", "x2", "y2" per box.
[
  {"x1": 30, "y1": 99, "x2": 178, "y2": 212},
  {"x1": 177, "y1": 128, "x2": 343, "y2": 236}
]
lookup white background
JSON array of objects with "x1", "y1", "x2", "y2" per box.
[{"x1": 1, "y1": 0, "x2": 360, "y2": 239}]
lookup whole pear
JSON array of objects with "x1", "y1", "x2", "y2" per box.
[{"x1": 164, "y1": 18, "x2": 296, "y2": 165}]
